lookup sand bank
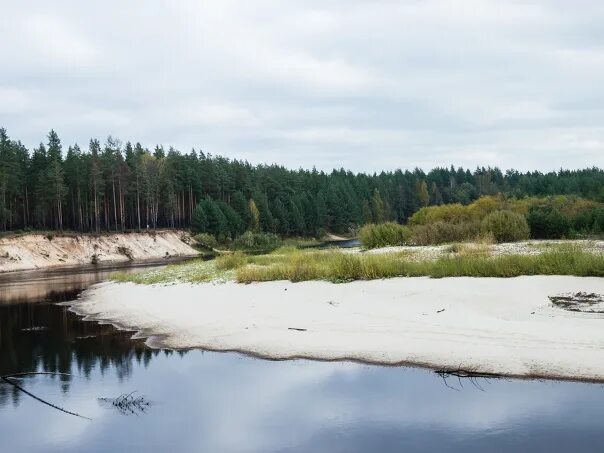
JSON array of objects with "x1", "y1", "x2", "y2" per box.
[
  {"x1": 0, "y1": 230, "x2": 198, "y2": 273},
  {"x1": 72, "y1": 276, "x2": 604, "y2": 381}
]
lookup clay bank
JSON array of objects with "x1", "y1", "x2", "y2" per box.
[
  {"x1": 0, "y1": 230, "x2": 198, "y2": 273},
  {"x1": 72, "y1": 276, "x2": 604, "y2": 382}
]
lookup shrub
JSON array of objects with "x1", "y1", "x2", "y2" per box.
[
  {"x1": 231, "y1": 231, "x2": 281, "y2": 253},
  {"x1": 359, "y1": 222, "x2": 411, "y2": 249},
  {"x1": 409, "y1": 221, "x2": 480, "y2": 245},
  {"x1": 527, "y1": 206, "x2": 570, "y2": 239},
  {"x1": 408, "y1": 203, "x2": 469, "y2": 225},
  {"x1": 215, "y1": 252, "x2": 249, "y2": 270},
  {"x1": 480, "y1": 210, "x2": 530, "y2": 243},
  {"x1": 193, "y1": 233, "x2": 219, "y2": 250}
]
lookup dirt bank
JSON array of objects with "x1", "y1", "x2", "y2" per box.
[
  {"x1": 72, "y1": 276, "x2": 604, "y2": 381},
  {"x1": 0, "y1": 230, "x2": 198, "y2": 273}
]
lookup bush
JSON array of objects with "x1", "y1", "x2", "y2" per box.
[
  {"x1": 409, "y1": 221, "x2": 480, "y2": 245},
  {"x1": 193, "y1": 233, "x2": 219, "y2": 250},
  {"x1": 527, "y1": 207, "x2": 570, "y2": 239},
  {"x1": 480, "y1": 210, "x2": 530, "y2": 243},
  {"x1": 215, "y1": 252, "x2": 249, "y2": 270},
  {"x1": 231, "y1": 231, "x2": 281, "y2": 253},
  {"x1": 359, "y1": 222, "x2": 411, "y2": 249}
]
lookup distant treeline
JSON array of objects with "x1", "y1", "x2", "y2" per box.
[{"x1": 0, "y1": 128, "x2": 603, "y2": 236}]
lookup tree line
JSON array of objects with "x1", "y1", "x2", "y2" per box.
[{"x1": 0, "y1": 128, "x2": 603, "y2": 236}]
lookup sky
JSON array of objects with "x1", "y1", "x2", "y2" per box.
[{"x1": 1, "y1": 0, "x2": 603, "y2": 173}]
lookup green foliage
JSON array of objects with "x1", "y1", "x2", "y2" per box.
[
  {"x1": 248, "y1": 199, "x2": 260, "y2": 232},
  {"x1": 112, "y1": 257, "x2": 230, "y2": 284},
  {"x1": 235, "y1": 246, "x2": 604, "y2": 283},
  {"x1": 527, "y1": 206, "x2": 571, "y2": 239},
  {"x1": 1, "y1": 127, "x2": 604, "y2": 239},
  {"x1": 410, "y1": 195, "x2": 603, "y2": 242},
  {"x1": 370, "y1": 189, "x2": 386, "y2": 223},
  {"x1": 409, "y1": 221, "x2": 481, "y2": 245},
  {"x1": 112, "y1": 243, "x2": 604, "y2": 285},
  {"x1": 191, "y1": 198, "x2": 227, "y2": 237},
  {"x1": 359, "y1": 222, "x2": 411, "y2": 249},
  {"x1": 215, "y1": 251, "x2": 249, "y2": 270},
  {"x1": 231, "y1": 231, "x2": 281, "y2": 253},
  {"x1": 480, "y1": 210, "x2": 530, "y2": 243},
  {"x1": 193, "y1": 233, "x2": 218, "y2": 250}
]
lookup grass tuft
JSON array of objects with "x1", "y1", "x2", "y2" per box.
[
  {"x1": 112, "y1": 243, "x2": 604, "y2": 285},
  {"x1": 236, "y1": 245, "x2": 604, "y2": 283}
]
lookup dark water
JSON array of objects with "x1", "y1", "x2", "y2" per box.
[
  {"x1": 303, "y1": 238, "x2": 361, "y2": 249},
  {"x1": 1, "y1": 267, "x2": 604, "y2": 452}
]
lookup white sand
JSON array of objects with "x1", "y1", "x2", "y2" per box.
[
  {"x1": 0, "y1": 230, "x2": 198, "y2": 272},
  {"x1": 72, "y1": 276, "x2": 604, "y2": 381},
  {"x1": 360, "y1": 240, "x2": 604, "y2": 257}
]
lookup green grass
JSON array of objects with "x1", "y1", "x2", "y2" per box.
[
  {"x1": 112, "y1": 244, "x2": 604, "y2": 285},
  {"x1": 236, "y1": 245, "x2": 604, "y2": 283},
  {"x1": 111, "y1": 257, "x2": 234, "y2": 284},
  {"x1": 358, "y1": 222, "x2": 411, "y2": 249},
  {"x1": 281, "y1": 237, "x2": 322, "y2": 248}
]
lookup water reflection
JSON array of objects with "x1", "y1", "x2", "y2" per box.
[
  {"x1": 0, "y1": 301, "x2": 164, "y2": 403},
  {"x1": 0, "y1": 259, "x2": 185, "y2": 304},
  {"x1": 1, "y1": 270, "x2": 604, "y2": 452}
]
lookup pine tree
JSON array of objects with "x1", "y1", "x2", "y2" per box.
[{"x1": 371, "y1": 189, "x2": 386, "y2": 223}]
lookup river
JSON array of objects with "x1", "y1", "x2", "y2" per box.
[{"x1": 0, "y1": 263, "x2": 603, "y2": 452}]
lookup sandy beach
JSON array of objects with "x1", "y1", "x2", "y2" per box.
[{"x1": 72, "y1": 276, "x2": 604, "y2": 381}]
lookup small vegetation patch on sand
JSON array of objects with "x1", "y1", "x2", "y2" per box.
[
  {"x1": 113, "y1": 243, "x2": 604, "y2": 284},
  {"x1": 236, "y1": 245, "x2": 604, "y2": 282},
  {"x1": 112, "y1": 258, "x2": 233, "y2": 284}
]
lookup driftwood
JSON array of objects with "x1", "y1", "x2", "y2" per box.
[
  {"x1": 549, "y1": 292, "x2": 604, "y2": 314},
  {"x1": 434, "y1": 366, "x2": 500, "y2": 392},
  {"x1": 98, "y1": 391, "x2": 150, "y2": 416},
  {"x1": 1, "y1": 372, "x2": 91, "y2": 420}
]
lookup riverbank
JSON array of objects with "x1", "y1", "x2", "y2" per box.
[
  {"x1": 72, "y1": 276, "x2": 604, "y2": 381},
  {"x1": 0, "y1": 230, "x2": 198, "y2": 273}
]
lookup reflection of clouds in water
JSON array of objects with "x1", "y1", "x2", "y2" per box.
[
  {"x1": 1, "y1": 351, "x2": 603, "y2": 452},
  {"x1": 0, "y1": 376, "x2": 104, "y2": 450},
  {"x1": 101, "y1": 352, "x2": 604, "y2": 451}
]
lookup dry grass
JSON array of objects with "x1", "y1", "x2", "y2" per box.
[
  {"x1": 113, "y1": 243, "x2": 604, "y2": 285},
  {"x1": 236, "y1": 244, "x2": 604, "y2": 283}
]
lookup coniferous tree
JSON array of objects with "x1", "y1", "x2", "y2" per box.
[{"x1": 0, "y1": 127, "x2": 603, "y2": 236}]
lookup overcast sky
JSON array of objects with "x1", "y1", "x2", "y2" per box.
[{"x1": 1, "y1": 1, "x2": 603, "y2": 172}]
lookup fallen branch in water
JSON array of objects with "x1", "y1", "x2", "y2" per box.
[
  {"x1": 434, "y1": 366, "x2": 500, "y2": 391},
  {"x1": 3, "y1": 371, "x2": 72, "y2": 378},
  {"x1": 98, "y1": 391, "x2": 150, "y2": 416},
  {"x1": 0, "y1": 372, "x2": 91, "y2": 420}
]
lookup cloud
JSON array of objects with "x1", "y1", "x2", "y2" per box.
[{"x1": 0, "y1": 0, "x2": 603, "y2": 171}]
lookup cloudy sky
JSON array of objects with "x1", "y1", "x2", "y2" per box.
[{"x1": 1, "y1": 1, "x2": 603, "y2": 172}]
